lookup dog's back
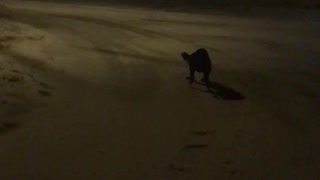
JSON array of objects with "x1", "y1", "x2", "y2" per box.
[{"x1": 190, "y1": 48, "x2": 212, "y2": 73}]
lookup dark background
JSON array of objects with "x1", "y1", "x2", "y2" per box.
[{"x1": 18, "y1": 0, "x2": 320, "y2": 9}]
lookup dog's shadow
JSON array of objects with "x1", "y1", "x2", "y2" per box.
[{"x1": 194, "y1": 81, "x2": 245, "y2": 100}]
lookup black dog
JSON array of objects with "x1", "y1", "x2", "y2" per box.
[{"x1": 182, "y1": 48, "x2": 212, "y2": 90}]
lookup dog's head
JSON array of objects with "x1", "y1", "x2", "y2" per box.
[{"x1": 181, "y1": 52, "x2": 191, "y2": 62}]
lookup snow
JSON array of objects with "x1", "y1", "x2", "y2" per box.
[{"x1": 0, "y1": 1, "x2": 319, "y2": 179}]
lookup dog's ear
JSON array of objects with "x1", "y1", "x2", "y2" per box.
[{"x1": 181, "y1": 52, "x2": 190, "y2": 61}]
